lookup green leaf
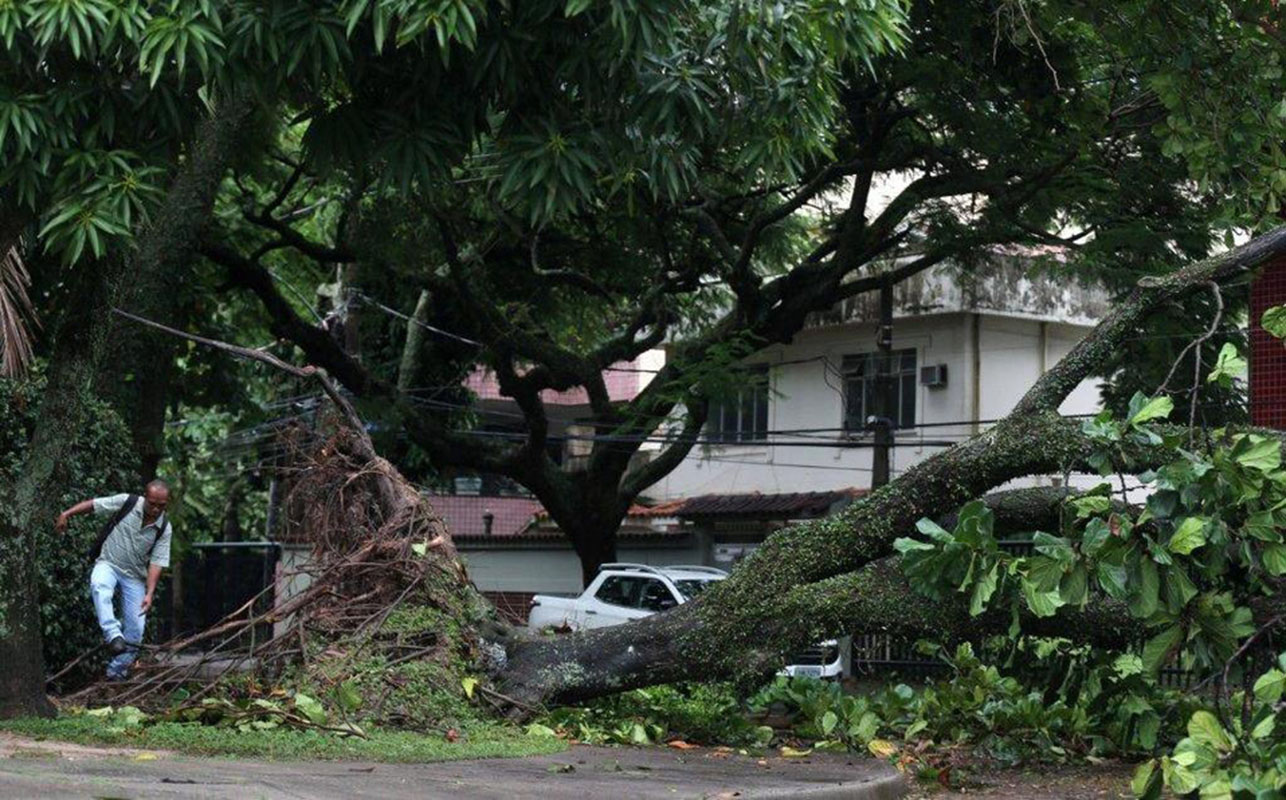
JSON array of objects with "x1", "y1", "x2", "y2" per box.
[
  {"x1": 1141, "y1": 625, "x2": 1183, "y2": 674},
  {"x1": 1262, "y1": 305, "x2": 1286, "y2": 339},
  {"x1": 1097, "y1": 561, "x2": 1129, "y2": 600},
  {"x1": 1232, "y1": 435, "x2": 1281, "y2": 472},
  {"x1": 1132, "y1": 760, "x2": 1161, "y2": 800},
  {"x1": 461, "y1": 676, "x2": 479, "y2": 699},
  {"x1": 1252, "y1": 668, "x2": 1285, "y2": 704},
  {"x1": 1022, "y1": 578, "x2": 1063, "y2": 618},
  {"x1": 1206, "y1": 342, "x2": 1246, "y2": 386},
  {"x1": 526, "y1": 723, "x2": 558, "y2": 737},
  {"x1": 1128, "y1": 558, "x2": 1160, "y2": 618},
  {"x1": 1168, "y1": 517, "x2": 1207, "y2": 555},
  {"x1": 1164, "y1": 565, "x2": 1199, "y2": 612},
  {"x1": 293, "y1": 693, "x2": 327, "y2": 725},
  {"x1": 1127, "y1": 393, "x2": 1173, "y2": 426},
  {"x1": 1070, "y1": 495, "x2": 1111, "y2": 518},
  {"x1": 1186, "y1": 710, "x2": 1233, "y2": 753},
  {"x1": 337, "y1": 681, "x2": 363, "y2": 713},
  {"x1": 969, "y1": 562, "x2": 999, "y2": 616},
  {"x1": 820, "y1": 710, "x2": 838, "y2": 735},
  {"x1": 1262, "y1": 543, "x2": 1286, "y2": 576},
  {"x1": 1081, "y1": 518, "x2": 1112, "y2": 558}
]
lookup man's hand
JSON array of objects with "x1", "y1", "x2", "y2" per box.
[
  {"x1": 54, "y1": 513, "x2": 69, "y2": 533},
  {"x1": 139, "y1": 593, "x2": 153, "y2": 614}
]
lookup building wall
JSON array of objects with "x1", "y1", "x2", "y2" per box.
[
  {"x1": 459, "y1": 538, "x2": 706, "y2": 596},
  {"x1": 655, "y1": 311, "x2": 1101, "y2": 497}
]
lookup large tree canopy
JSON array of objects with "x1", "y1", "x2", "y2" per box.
[{"x1": 199, "y1": 0, "x2": 1284, "y2": 580}]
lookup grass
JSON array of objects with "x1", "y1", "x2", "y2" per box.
[{"x1": 0, "y1": 716, "x2": 566, "y2": 763}]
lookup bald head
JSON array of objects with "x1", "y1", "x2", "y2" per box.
[{"x1": 143, "y1": 479, "x2": 169, "y2": 521}]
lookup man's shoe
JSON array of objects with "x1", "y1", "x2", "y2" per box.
[{"x1": 108, "y1": 636, "x2": 127, "y2": 655}]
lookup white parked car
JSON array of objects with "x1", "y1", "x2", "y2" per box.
[{"x1": 527, "y1": 563, "x2": 845, "y2": 678}]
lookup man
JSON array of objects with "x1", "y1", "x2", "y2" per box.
[{"x1": 55, "y1": 480, "x2": 173, "y2": 680}]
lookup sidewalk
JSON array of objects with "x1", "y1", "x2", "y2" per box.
[{"x1": 0, "y1": 732, "x2": 904, "y2": 799}]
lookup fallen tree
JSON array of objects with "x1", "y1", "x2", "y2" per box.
[{"x1": 494, "y1": 226, "x2": 1286, "y2": 709}]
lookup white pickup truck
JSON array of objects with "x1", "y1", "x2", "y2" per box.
[{"x1": 527, "y1": 563, "x2": 845, "y2": 679}]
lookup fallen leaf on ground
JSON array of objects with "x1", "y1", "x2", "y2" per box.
[
  {"x1": 779, "y1": 746, "x2": 812, "y2": 758},
  {"x1": 132, "y1": 752, "x2": 158, "y2": 761},
  {"x1": 667, "y1": 740, "x2": 699, "y2": 750}
]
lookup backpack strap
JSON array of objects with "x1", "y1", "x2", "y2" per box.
[
  {"x1": 88, "y1": 494, "x2": 139, "y2": 561},
  {"x1": 148, "y1": 515, "x2": 169, "y2": 558}
]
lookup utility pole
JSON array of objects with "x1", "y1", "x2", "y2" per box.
[{"x1": 871, "y1": 282, "x2": 895, "y2": 488}]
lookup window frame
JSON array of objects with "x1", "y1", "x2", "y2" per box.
[
  {"x1": 707, "y1": 364, "x2": 770, "y2": 443},
  {"x1": 841, "y1": 348, "x2": 918, "y2": 432}
]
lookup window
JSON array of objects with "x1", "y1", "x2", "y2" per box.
[
  {"x1": 842, "y1": 349, "x2": 917, "y2": 431},
  {"x1": 595, "y1": 576, "x2": 644, "y2": 608},
  {"x1": 708, "y1": 365, "x2": 770, "y2": 443},
  {"x1": 637, "y1": 579, "x2": 678, "y2": 611},
  {"x1": 595, "y1": 576, "x2": 677, "y2": 611}
]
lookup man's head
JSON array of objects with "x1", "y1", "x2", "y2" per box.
[{"x1": 143, "y1": 479, "x2": 170, "y2": 519}]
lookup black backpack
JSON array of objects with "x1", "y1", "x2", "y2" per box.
[{"x1": 88, "y1": 494, "x2": 168, "y2": 562}]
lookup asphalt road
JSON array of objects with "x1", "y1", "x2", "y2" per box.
[{"x1": 0, "y1": 733, "x2": 904, "y2": 799}]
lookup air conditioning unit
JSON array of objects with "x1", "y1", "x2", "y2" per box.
[{"x1": 920, "y1": 364, "x2": 948, "y2": 388}]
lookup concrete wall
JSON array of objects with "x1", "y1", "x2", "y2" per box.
[
  {"x1": 460, "y1": 538, "x2": 706, "y2": 595},
  {"x1": 655, "y1": 311, "x2": 1102, "y2": 498}
]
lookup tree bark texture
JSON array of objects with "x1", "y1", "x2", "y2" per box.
[
  {"x1": 0, "y1": 96, "x2": 253, "y2": 719},
  {"x1": 496, "y1": 227, "x2": 1286, "y2": 709}
]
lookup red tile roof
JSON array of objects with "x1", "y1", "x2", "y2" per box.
[{"x1": 426, "y1": 495, "x2": 543, "y2": 538}]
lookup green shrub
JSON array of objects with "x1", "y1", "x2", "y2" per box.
[
  {"x1": 0, "y1": 368, "x2": 137, "y2": 679},
  {"x1": 538, "y1": 683, "x2": 758, "y2": 746}
]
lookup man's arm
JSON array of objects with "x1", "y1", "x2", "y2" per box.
[
  {"x1": 140, "y1": 563, "x2": 162, "y2": 614},
  {"x1": 54, "y1": 499, "x2": 95, "y2": 533}
]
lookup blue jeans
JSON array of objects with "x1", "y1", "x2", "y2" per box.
[{"x1": 89, "y1": 561, "x2": 146, "y2": 679}]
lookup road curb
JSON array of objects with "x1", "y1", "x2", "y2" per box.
[{"x1": 753, "y1": 771, "x2": 905, "y2": 799}]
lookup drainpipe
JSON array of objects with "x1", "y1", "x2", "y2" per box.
[
  {"x1": 871, "y1": 283, "x2": 894, "y2": 488},
  {"x1": 971, "y1": 313, "x2": 982, "y2": 435}
]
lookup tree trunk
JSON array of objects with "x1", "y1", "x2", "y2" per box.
[
  {"x1": 496, "y1": 227, "x2": 1286, "y2": 710},
  {"x1": 0, "y1": 95, "x2": 254, "y2": 719}
]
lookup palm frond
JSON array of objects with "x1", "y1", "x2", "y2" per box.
[{"x1": 0, "y1": 239, "x2": 40, "y2": 378}]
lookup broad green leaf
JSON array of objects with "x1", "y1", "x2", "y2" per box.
[
  {"x1": 1128, "y1": 558, "x2": 1160, "y2": 618},
  {"x1": 1252, "y1": 668, "x2": 1285, "y2": 704},
  {"x1": 461, "y1": 677, "x2": 479, "y2": 699},
  {"x1": 1132, "y1": 760, "x2": 1161, "y2": 800},
  {"x1": 1097, "y1": 561, "x2": 1129, "y2": 600},
  {"x1": 820, "y1": 710, "x2": 838, "y2": 735},
  {"x1": 1164, "y1": 565, "x2": 1199, "y2": 612},
  {"x1": 1168, "y1": 517, "x2": 1207, "y2": 555},
  {"x1": 1142, "y1": 625, "x2": 1183, "y2": 674},
  {"x1": 1186, "y1": 710, "x2": 1232, "y2": 753},
  {"x1": 1128, "y1": 393, "x2": 1173, "y2": 426},
  {"x1": 1022, "y1": 579, "x2": 1063, "y2": 618},
  {"x1": 1206, "y1": 342, "x2": 1246, "y2": 386},
  {"x1": 337, "y1": 681, "x2": 363, "y2": 713},
  {"x1": 1262, "y1": 305, "x2": 1286, "y2": 339},
  {"x1": 1081, "y1": 518, "x2": 1111, "y2": 558},
  {"x1": 1234, "y1": 437, "x2": 1281, "y2": 472},
  {"x1": 969, "y1": 562, "x2": 998, "y2": 616},
  {"x1": 1262, "y1": 543, "x2": 1286, "y2": 576},
  {"x1": 1070, "y1": 495, "x2": 1111, "y2": 518},
  {"x1": 293, "y1": 692, "x2": 327, "y2": 725},
  {"x1": 1113, "y1": 654, "x2": 1144, "y2": 677}
]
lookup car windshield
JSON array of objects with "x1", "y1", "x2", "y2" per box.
[{"x1": 672, "y1": 578, "x2": 719, "y2": 600}]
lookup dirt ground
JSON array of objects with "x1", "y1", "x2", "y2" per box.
[{"x1": 903, "y1": 760, "x2": 1137, "y2": 799}]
